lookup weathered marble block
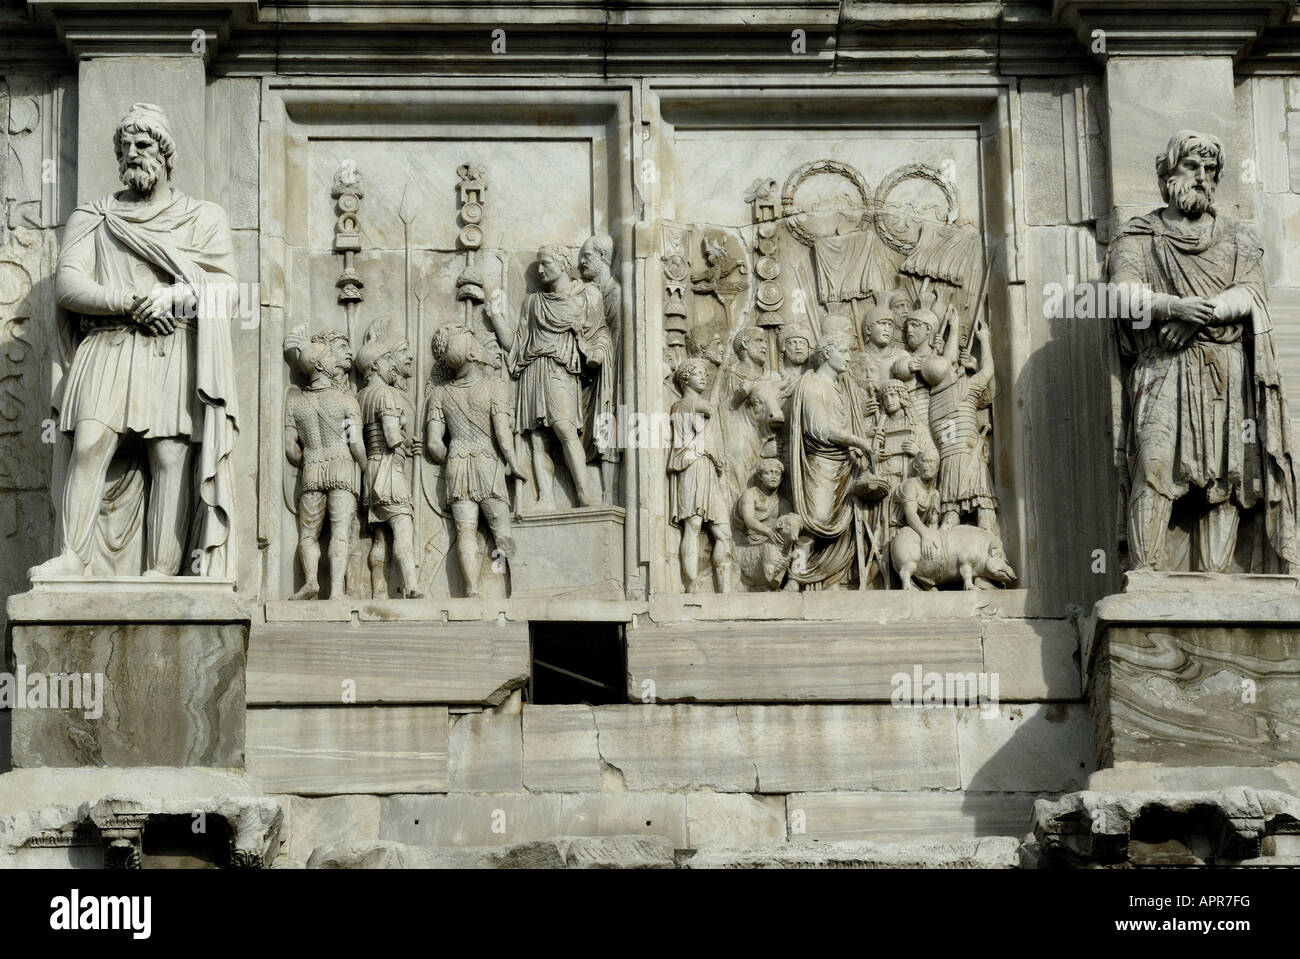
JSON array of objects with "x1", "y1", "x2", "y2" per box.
[
  {"x1": 1087, "y1": 573, "x2": 1300, "y2": 771},
  {"x1": 5, "y1": 582, "x2": 249, "y2": 769},
  {"x1": 508, "y1": 507, "x2": 625, "y2": 600}
]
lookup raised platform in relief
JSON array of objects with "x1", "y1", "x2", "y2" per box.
[
  {"x1": 508, "y1": 505, "x2": 625, "y2": 600},
  {"x1": 6, "y1": 579, "x2": 249, "y2": 769},
  {"x1": 1087, "y1": 572, "x2": 1300, "y2": 771}
]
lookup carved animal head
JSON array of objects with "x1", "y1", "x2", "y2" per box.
[
  {"x1": 772, "y1": 513, "x2": 803, "y2": 550},
  {"x1": 985, "y1": 540, "x2": 1016, "y2": 584},
  {"x1": 743, "y1": 376, "x2": 786, "y2": 430}
]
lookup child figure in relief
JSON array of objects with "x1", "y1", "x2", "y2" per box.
[{"x1": 668, "y1": 358, "x2": 733, "y2": 593}]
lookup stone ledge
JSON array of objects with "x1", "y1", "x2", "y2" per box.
[
  {"x1": 307, "y1": 835, "x2": 676, "y2": 869},
  {"x1": 8, "y1": 581, "x2": 249, "y2": 625},
  {"x1": 1089, "y1": 765, "x2": 1300, "y2": 796},
  {"x1": 0, "y1": 767, "x2": 262, "y2": 816},
  {"x1": 1084, "y1": 573, "x2": 1300, "y2": 673},
  {"x1": 305, "y1": 834, "x2": 1022, "y2": 868},
  {"x1": 682, "y1": 836, "x2": 1023, "y2": 869}
]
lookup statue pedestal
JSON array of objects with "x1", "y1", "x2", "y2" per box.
[
  {"x1": 4, "y1": 578, "x2": 250, "y2": 768},
  {"x1": 509, "y1": 506, "x2": 625, "y2": 600},
  {"x1": 1085, "y1": 571, "x2": 1300, "y2": 781}
]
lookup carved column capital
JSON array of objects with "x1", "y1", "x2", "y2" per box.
[
  {"x1": 1053, "y1": 0, "x2": 1296, "y2": 59},
  {"x1": 26, "y1": 1, "x2": 256, "y2": 63}
]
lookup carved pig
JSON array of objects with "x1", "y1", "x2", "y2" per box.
[{"x1": 890, "y1": 525, "x2": 1016, "y2": 591}]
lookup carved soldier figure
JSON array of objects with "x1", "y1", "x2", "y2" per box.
[
  {"x1": 891, "y1": 305, "x2": 940, "y2": 430},
  {"x1": 355, "y1": 330, "x2": 422, "y2": 598},
  {"x1": 32, "y1": 103, "x2": 239, "y2": 579},
  {"x1": 686, "y1": 321, "x2": 727, "y2": 372},
  {"x1": 923, "y1": 319, "x2": 997, "y2": 530},
  {"x1": 860, "y1": 303, "x2": 901, "y2": 395},
  {"x1": 284, "y1": 338, "x2": 368, "y2": 600},
  {"x1": 313, "y1": 329, "x2": 355, "y2": 392},
  {"x1": 486, "y1": 245, "x2": 609, "y2": 508},
  {"x1": 668, "y1": 358, "x2": 733, "y2": 592},
  {"x1": 1109, "y1": 130, "x2": 1298, "y2": 572},
  {"x1": 777, "y1": 326, "x2": 812, "y2": 388},
  {"x1": 425, "y1": 325, "x2": 521, "y2": 598},
  {"x1": 579, "y1": 234, "x2": 622, "y2": 502}
]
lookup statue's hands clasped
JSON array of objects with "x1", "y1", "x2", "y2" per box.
[{"x1": 132, "y1": 283, "x2": 197, "y2": 335}]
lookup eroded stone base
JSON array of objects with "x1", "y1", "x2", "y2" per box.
[
  {"x1": 5, "y1": 584, "x2": 250, "y2": 767},
  {"x1": 0, "y1": 767, "x2": 280, "y2": 868},
  {"x1": 1030, "y1": 787, "x2": 1300, "y2": 868},
  {"x1": 1088, "y1": 574, "x2": 1300, "y2": 770}
]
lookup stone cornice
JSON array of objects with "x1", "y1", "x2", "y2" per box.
[
  {"x1": 2, "y1": 0, "x2": 1291, "y2": 75},
  {"x1": 25, "y1": 1, "x2": 258, "y2": 61},
  {"x1": 1053, "y1": 0, "x2": 1297, "y2": 60}
]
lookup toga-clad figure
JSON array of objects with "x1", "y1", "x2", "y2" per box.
[
  {"x1": 1108, "y1": 130, "x2": 1298, "y2": 572},
  {"x1": 31, "y1": 102, "x2": 239, "y2": 579},
  {"x1": 486, "y1": 245, "x2": 610, "y2": 508},
  {"x1": 788, "y1": 334, "x2": 877, "y2": 587}
]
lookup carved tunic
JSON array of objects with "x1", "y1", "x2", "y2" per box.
[
  {"x1": 928, "y1": 372, "x2": 996, "y2": 513},
  {"x1": 285, "y1": 385, "x2": 362, "y2": 495},
  {"x1": 668, "y1": 401, "x2": 727, "y2": 525},
  {"x1": 56, "y1": 193, "x2": 237, "y2": 444},
  {"x1": 508, "y1": 283, "x2": 608, "y2": 432},
  {"x1": 1110, "y1": 214, "x2": 1279, "y2": 511},
  {"x1": 425, "y1": 376, "x2": 513, "y2": 504},
  {"x1": 893, "y1": 475, "x2": 941, "y2": 531},
  {"x1": 358, "y1": 380, "x2": 414, "y2": 521}
]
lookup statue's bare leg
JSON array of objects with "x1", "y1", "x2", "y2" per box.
[
  {"x1": 291, "y1": 491, "x2": 325, "y2": 599},
  {"x1": 30, "y1": 419, "x2": 120, "y2": 578},
  {"x1": 552, "y1": 418, "x2": 598, "y2": 507},
  {"x1": 368, "y1": 523, "x2": 389, "y2": 598},
  {"x1": 710, "y1": 523, "x2": 733, "y2": 594},
  {"x1": 452, "y1": 500, "x2": 481, "y2": 597},
  {"x1": 680, "y1": 516, "x2": 703, "y2": 590},
  {"x1": 976, "y1": 507, "x2": 996, "y2": 531},
  {"x1": 323, "y1": 490, "x2": 355, "y2": 600},
  {"x1": 941, "y1": 509, "x2": 960, "y2": 529},
  {"x1": 144, "y1": 436, "x2": 192, "y2": 575},
  {"x1": 529, "y1": 431, "x2": 554, "y2": 505},
  {"x1": 1195, "y1": 500, "x2": 1240, "y2": 573},
  {"x1": 389, "y1": 514, "x2": 422, "y2": 598}
]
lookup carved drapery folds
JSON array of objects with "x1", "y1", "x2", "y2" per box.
[{"x1": 665, "y1": 157, "x2": 1014, "y2": 593}]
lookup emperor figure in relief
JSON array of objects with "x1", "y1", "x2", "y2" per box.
[{"x1": 485, "y1": 245, "x2": 611, "y2": 509}]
